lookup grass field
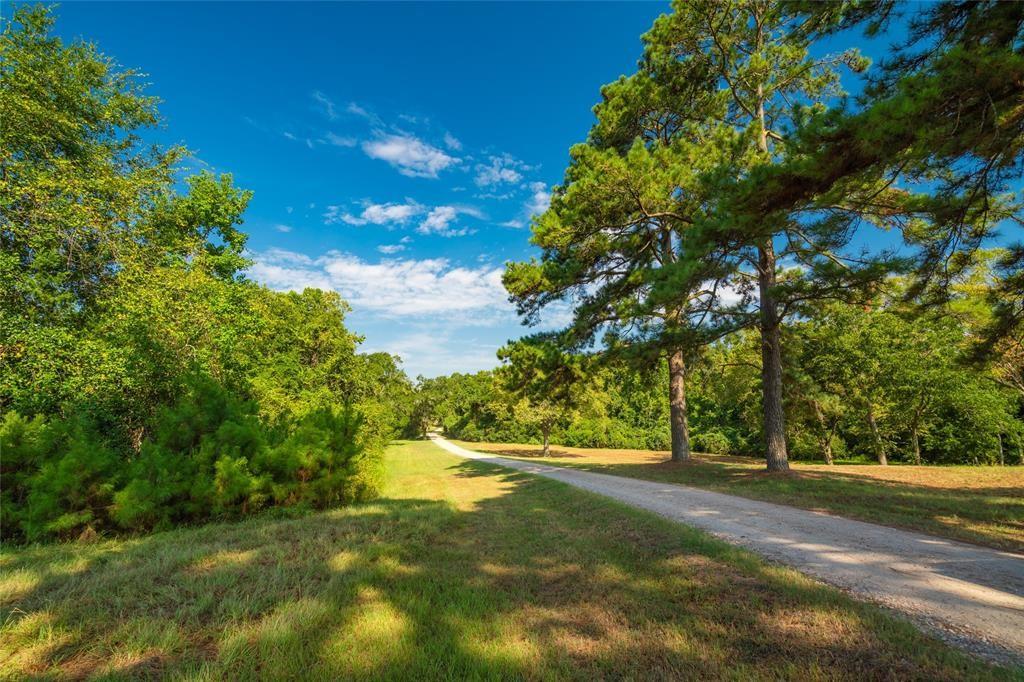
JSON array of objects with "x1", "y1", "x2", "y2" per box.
[
  {"x1": 454, "y1": 440, "x2": 1024, "y2": 552},
  {"x1": 1, "y1": 440, "x2": 1017, "y2": 679}
]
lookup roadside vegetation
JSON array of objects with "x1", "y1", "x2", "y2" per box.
[
  {"x1": 454, "y1": 440, "x2": 1024, "y2": 552},
  {"x1": 0, "y1": 7, "x2": 413, "y2": 543},
  {"x1": 1, "y1": 440, "x2": 1016, "y2": 679}
]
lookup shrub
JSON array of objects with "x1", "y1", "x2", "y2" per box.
[
  {"x1": 694, "y1": 430, "x2": 732, "y2": 455},
  {"x1": 4, "y1": 378, "x2": 384, "y2": 542},
  {"x1": 1, "y1": 412, "x2": 50, "y2": 540},
  {"x1": 16, "y1": 413, "x2": 122, "y2": 541},
  {"x1": 259, "y1": 404, "x2": 378, "y2": 508}
]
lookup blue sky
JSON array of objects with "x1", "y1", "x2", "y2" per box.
[
  {"x1": 43, "y1": 2, "x2": 1002, "y2": 379},
  {"x1": 43, "y1": 1, "x2": 672, "y2": 377}
]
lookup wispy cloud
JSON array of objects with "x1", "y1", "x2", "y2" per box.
[
  {"x1": 361, "y1": 134, "x2": 459, "y2": 179},
  {"x1": 377, "y1": 243, "x2": 406, "y2": 254},
  {"x1": 312, "y1": 91, "x2": 338, "y2": 120},
  {"x1": 443, "y1": 132, "x2": 463, "y2": 151},
  {"x1": 274, "y1": 224, "x2": 293, "y2": 233},
  {"x1": 346, "y1": 101, "x2": 384, "y2": 128},
  {"x1": 324, "y1": 132, "x2": 357, "y2": 147},
  {"x1": 283, "y1": 131, "x2": 315, "y2": 149}
]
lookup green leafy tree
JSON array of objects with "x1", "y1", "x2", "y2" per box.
[{"x1": 497, "y1": 339, "x2": 589, "y2": 456}]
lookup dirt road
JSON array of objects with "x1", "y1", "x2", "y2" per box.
[{"x1": 429, "y1": 434, "x2": 1024, "y2": 665}]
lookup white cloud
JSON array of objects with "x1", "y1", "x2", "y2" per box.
[
  {"x1": 474, "y1": 154, "x2": 524, "y2": 187},
  {"x1": 312, "y1": 91, "x2": 338, "y2": 120},
  {"x1": 500, "y1": 219, "x2": 525, "y2": 229},
  {"x1": 326, "y1": 201, "x2": 479, "y2": 237},
  {"x1": 325, "y1": 132, "x2": 356, "y2": 147},
  {"x1": 274, "y1": 224, "x2": 293, "y2": 233},
  {"x1": 417, "y1": 205, "x2": 483, "y2": 237},
  {"x1": 326, "y1": 201, "x2": 424, "y2": 226},
  {"x1": 444, "y1": 132, "x2": 463, "y2": 151},
  {"x1": 361, "y1": 202, "x2": 423, "y2": 225},
  {"x1": 368, "y1": 331, "x2": 499, "y2": 378},
  {"x1": 362, "y1": 134, "x2": 459, "y2": 178},
  {"x1": 377, "y1": 244, "x2": 406, "y2": 254},
  {"x1": 249, "y1": 249, "x2": 511, "y2": 319},
  {"x1": 419, "y1": 206, "x2": 458, "y2": 235},
  {"x1": 525, "y1": 181, "x2": 551, "y2": 216}
]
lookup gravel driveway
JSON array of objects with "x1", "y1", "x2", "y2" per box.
[{"x1": 428, "y1": 435, "x2": 1024, "y2": 666}]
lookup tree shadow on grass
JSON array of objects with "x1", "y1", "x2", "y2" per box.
[
  {"x1": 1, "y1": 455, "x2": 1012, "y2": 679},
  {"x1": 480, "y1": 447, "x2": 587, "y2": 459}
]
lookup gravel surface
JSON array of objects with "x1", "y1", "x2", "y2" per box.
[{"x1": 429, "y1": 435, "x2": 1024, "y2": 666}]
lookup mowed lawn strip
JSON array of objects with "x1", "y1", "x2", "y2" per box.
[
  {"x1": 453, "y1": 440, "x2": 1024, "y2": 553},
  {"x1": 1, "y1": 440, "x2": 1017, "y2": 679}
]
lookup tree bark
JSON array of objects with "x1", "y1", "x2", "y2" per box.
[
  {"x1": 668, "y1": 351, "x2": 691, "y2": 462},
  {"x1": 812, "y1": 400, "x2": 834, "y2": 465},
  {"x1": 759, "y1": 242, "x2": 789, "y2": 472},
  {"x1": 910, "y1": 399, "x2": 927, "y2": 465},
  {"x1": 542, "y1": 427, "x2": 550, "y2": 457},
  {"x1": 867, "y1": 404, "x2": 888, "y2": 465}
]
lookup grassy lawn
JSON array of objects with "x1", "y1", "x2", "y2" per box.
[
  {"x1": 453, "y1": 440, "x2": 1024, "y2": 553},
  {"x1": 1, "y1": 440, "x2": 1018, "y2": 679}
]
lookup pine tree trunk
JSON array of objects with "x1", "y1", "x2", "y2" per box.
[
  {"x1": 910, "y1": 401, "x2": 925, "y2": 465},
  {"x1": 867, "y1": 404, "x2": 888, "y2": 465},
  {"x1": 668, "y1": 350, "x2": 691, "y2": 462},
  {"x1": 759, "y1": 242, "x2": 789, "y2": 472},
  {"x1": 812, "y1": 401, "x2": 834, "y2": 465},
  {"x1": 542, "y1": 427, "x2": 550, "y2": 457}
]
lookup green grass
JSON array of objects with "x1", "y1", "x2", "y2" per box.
[
  {"x1": 1, "y1": 440, "x2": 1018, "y2": 679},
  {"x1": 455, "y1": 440, "x2": 1024, "y2": 552}
]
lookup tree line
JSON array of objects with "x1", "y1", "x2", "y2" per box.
[
  {"x1": 0, "y1": 7, "x2": 414, "y2": 542},
  {"x1": 415, "y1": 271, "x2": 1022, "y2": 465},
  {"x1": 480, "y1": 0, "x2": 1022, "y2": 470}
]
